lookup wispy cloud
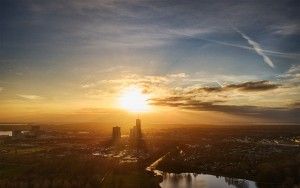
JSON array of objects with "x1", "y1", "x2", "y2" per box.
[
  {"x1": 277, "y1": 64, "x2": 300, "y2": 87},
  {"x1": 17, "y1": 94, "x2": 43, "y2": 100},
  {"x1": 0, "y1": 87, "x2": 3, "y2": 92},
  {"x1": 272, "y1": 24, "x2": 300, "y2": 36},
  {"x1": 225, "y1": 80, "x2": 280, "y2": 91},
  {"x1": 186, "y1": 80, "x2": 280, "y2": 94},
  {"x1": 148, "y1": 77, "x2": 294, "y2": 115},
  {"x1": 173, "y1": 28, "x2": 300, "y2": 60},
  {"x1": 150, "y1": 95, "x2": 299, "y2": 122},
  {"x1": 234, "y1": 28, "x2": 275, "y2": 68},
  {"x1": 167, "y1": 73, "x2": 189, "y2": 79}
]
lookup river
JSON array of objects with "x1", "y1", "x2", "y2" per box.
[
  {"x1": 147, "y1": 153, "x2": 258, "y2": 188},
  {"x1": 0, "y1": 131, "x2": 12, "y2": 136},
  {"x1": 157, "y1": 172, "x2": 257, "y2": 188}
]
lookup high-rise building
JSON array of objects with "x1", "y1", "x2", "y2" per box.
[
  {"x1": 112, "y1": 126, "x2": 121, "y2": 141},
  {"x1": 30, "y1": 125, "x2": 40, "y2": 136},
  {"x1": 130, "y1": 126, "x2": 136, "y2": 139},
  {"x1": 136, "y1": 118, "x2": 141, "y2": 138},
  {"x1": 12, "y1": 130, "x2": 22, "y2": 138},
  {"x1": 129, "y1": 119, "x2": 142, "y2": 140},
  {"x1": 31, "y1": 125, "x2": 40, "y2": 132}
]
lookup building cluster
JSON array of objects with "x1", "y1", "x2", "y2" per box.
[
  {"x1": 111, "y1": 118, "x2": 143, "y2": 142},
  {"x1": 129, "y1": 119, "x2": 142, "y2": 140},
  {"x1": 14, "y1": 125, "x2": 41, "y2": 139},
  {"x1": 0, "y1": 125, "x2": 41, "y2": 143},
  {"x1": 112, "y1": 126, "x2": 121, "y2": 142}
]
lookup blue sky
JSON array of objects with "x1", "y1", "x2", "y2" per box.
[{"x1": 0, "y1": 0, "x2": 299, "y2": 124}]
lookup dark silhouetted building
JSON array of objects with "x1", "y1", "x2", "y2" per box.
[
  {"x1": 31, "y1": 125, "x2": 40, "y2": 132},
  {"x1": 136, "y1": 118, "x2": 141, "y2": 138},
  {"x1": 129, "y1": 119, "x2": 142, "y2": 140},
  {"x1": 30, "y1": 125, "x2": 41, "y2": 137},
  {"x1": 12, "y1": 130, "x2": 23, "y2": 139},
  {"x1": 112, "y1": 126, "x2": 121, "y2": 142}
]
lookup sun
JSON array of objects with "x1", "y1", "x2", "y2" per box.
[{"x1": 119, "y1": 86, "x2": 150, "y2": 112}]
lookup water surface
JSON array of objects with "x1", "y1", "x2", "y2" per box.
[
  {"x1": 0, "y1": 131, "x2": 12, "y2": 136},
  {"x1": 159, "y1": 172, "x2": 257, "y2": 188}
]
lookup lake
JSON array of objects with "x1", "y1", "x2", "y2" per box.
[
  {"x1": 158, "y1": 171, "x2": 257, "y2": 188},
  {"x1": 147, "y1": 153, "x2": 258, "y2": 188},
  {"x1": 0, "y1": 131, "x2": 12, "y2": 136}
]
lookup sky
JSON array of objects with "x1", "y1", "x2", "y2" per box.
[{"x1": 0, "y1": 0, "x2": 299, "y2": 125}]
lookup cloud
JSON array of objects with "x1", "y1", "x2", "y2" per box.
[
  {"x1": 81, "y1": 73, "x2": 172, "y2": 98},
  {"x1": 151, "y1": 96, "x2": 246, "y2": 113},
  {"x1": 272, "y1": 24, "x2": 300, "y2": 36},
  {"x1": 187, "y1": 80, "x2": 280, "y2": 94},
  {"x1": 226, "y1": 80, "x2": 280, "y2": 91},
  {"x1": 291, "y1": 102, "x2": 300, "y2": 108},
  {"x1": 4, "y1": 0, "x2": 300, "y2": 60},
  {"x1": 168, "y1": 73, "x2": 189, "y2": 79},
  {"x1": 0, "y1": 87, "x2": 3, "y2": 92},
  {"x1": 75, "y1": 108, "x2": 111, "y2": 114},
  {"x1": 172, "y1": 27, "x2": 300, "y2": 60},
  {"x1": 83, "y1": 72, "x2": 190, "y2": 95},
  {"x1": 150, "y1": 95, "x2": 300, "y2": 122},
  {"x1": 81, "y1": 83, "x2": 96, "y2": 89},
  {"x1": 149, "y1": 77, "x2": 299, "y2": 122},
  {"x1": 190, "y1": 36, "x2": 300, "y2": 60},
  {"x1": 234, "y1": 28, "x2": 275, "y2": 68},
  {"x1": 277, "y1": 64, "x2": 300, "y2": 87},
  {"x1": 17, "y1": 94, "x2": 43, "y2": 100}
]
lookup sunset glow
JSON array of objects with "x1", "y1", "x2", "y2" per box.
[
  {"x1": 119, "y1": 86, "x2": 150, "y2": 113},
  {"x1": 0, "y1": 0, "x2": 299, "y2": 125},
  {"x1": 1, "y1": 1, "x2": 300, "y2": 187}
]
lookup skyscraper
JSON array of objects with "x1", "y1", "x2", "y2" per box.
[
  {"x1": 130, "y1": 119, "x2": 142, "y2": 140},
  {"x1": 31, "y1": 125, "x2": 40, "y2": 137},
  {"x1": 112, "y1": 126, "x2": 121, "y2": 142},
  {"x1": 136, "y1": 118, "x2": 141, "y2": 138}
]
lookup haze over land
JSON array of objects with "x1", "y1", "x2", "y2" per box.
[
  {"x1": 1, "y1": 1, "x2": 300, "y2": 188},
  {"x1": 1, "y1": 0, "x2": 299, "y2": 125}
]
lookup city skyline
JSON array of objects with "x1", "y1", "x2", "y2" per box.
[{"x1": 1, "y1": 1, "x2": 300, "y2": 187}]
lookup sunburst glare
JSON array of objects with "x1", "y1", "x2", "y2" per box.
[{"x1": 119, "y1": 86, "x2": 150, "y2": 112}]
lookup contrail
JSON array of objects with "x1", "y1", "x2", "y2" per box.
[
  {"x1": 233, "y1": 28, "x2": 275, "y2": 68},
  {"x1": 169, "y1": 29, "x2": 300, "y2": 60},
  {"x1": 215, "y1": 81, "x2": 224, "y2": 87},
  {"x1": 194, "y1": 37, "x2": 299, "y2": 59}
]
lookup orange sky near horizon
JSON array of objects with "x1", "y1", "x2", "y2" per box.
[{"x1": 1, "y1": 1, "x2": 299, "y2": 125}]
